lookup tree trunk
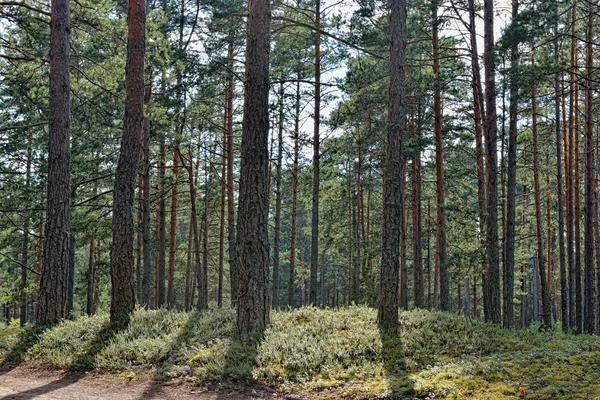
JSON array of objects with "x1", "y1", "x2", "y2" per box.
[
  {"x1": 288, "y1": 74, "x2": 300, "y2": 308},
  {"x1": 225, "y1": 39, "x2": 237, "y2": 306},
  {"x1": 412, "y1": 98, "x2": 423, "y2": 308},
  {"x1": 141, "y1": 87, "x2": 153, "y2": 307},
  {"x1": 309, "y1": 0, "x2": 321, "y2": 306},
  {"x1": 567, "y1": 1, "x2": 577, "y2": 331},
  {"x1": 483, "y1": 0, "x2": 501, "y2": 324},
  {"x1": 87, "y1": 184, "x2": 98, "y2": 316},
  {"x1": 235, "y1": 0, "x2": 271, "y2": 336},
  {"x1": 37, "y1": 0, "x2": 71, "y2": 327},
  {"x1": 110, "y1": 0, "x2": 145, "y2": 323},
  {"x1": 531, "y1": 77, "x2": 551, "y2": 326},
  {"x1": 167, "y1": 150, "x2": 180, "y2": 308},
  {"x1": 20, "y1": 136, "x2": 32, "y2": 326},
  {"x1": 432, "y1": 0, "x2": 448, "y2": 311},
  {"x1": 503, "y1": 0, "x2": 519, "y2": 329},
  {"x1": 583, "y1": 2, "x2": 595, "y2": 333},
  {"x1": 378, "y1": 0, "x2": 406, "y2": 328},
  {"x1": 157, "y1": 135, "x2": 167, "y2": 308},
  {"x1": 272, "y1": 81, "x2": 284, "y2": 309},
  {"x1": 574, "y1": 83, "x2": 582, "y2": 334}
]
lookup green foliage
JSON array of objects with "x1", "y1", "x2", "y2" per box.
[{"x1": 2, "y1": 306, "x2": 599, "y2": 398}]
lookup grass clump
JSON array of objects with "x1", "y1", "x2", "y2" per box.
[{"x1": 1, "y1": 305, "x2": 600, "y2": 398}]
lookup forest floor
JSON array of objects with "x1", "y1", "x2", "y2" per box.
[
  {"x1": 1, "y1": 306, "x2": 600, "y2": 399},
  {"x1": 0, "y1": 367, "x2": 279, "y2": 399}
]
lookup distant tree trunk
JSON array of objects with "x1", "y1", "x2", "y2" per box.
[
  {"x1": 201, "y1": 153, "x2": 210, "y2": 308},
  {"x1": 309, "y1": 0, "x2": 321, "y2": 306},
  {"x1": 218, "y1": 132, "x2": 226, "y2": 308},
  {"x1": 574, "y1": 83, "x2": 582, "y2": 334},
  {"x1": 272, "y1": 81, "x2": 284, "y2": 309},
  {"x1": 567, "y1": 1, "x2": 576, "y2": 331},
  {"x1": 110, "y1": 0, "x2": 145, "y2": 323},
  {"x1": 412, "y1": 98, "x2": 423, "y2": 308},
  {"x1": 378, "y1": 0, "x2": 406, "y2": 328},
  {"x1": 483, "y1": 0, "x2": 501, "y2": 324},
  {"x1": 520, "y1": 185, "x2": 529, "y2": 327},
  {"x1": 20, "y1": 137, "x2": 32, "y2": 326},
  {"x1": 400, "y1": 162, "x2": 408, "y2": 310},
  {"x1": 141, "y1": 87, "x2": 153, "y2": 307},
  {"x1": 167, "y1": 150, "x2": 180, "y2": 308},
  {"x1": 37, "y1": 0, "x2": 71, "y2": 327},
  {"x1": 67, "y1": 188, "x2": 76, "y2": 319},
  {"x1": 87, "y1": 184, "x2": 98, "y2": 316},
  {"x1": 432, "y1": 0, "x2": 448, "y2": 311},
  {"x1": 468, "y1": 0, "x2": 487, "y2": 321},
  {"x1": 583, "y1": 2, "x2": 595, "y2": 334},
  {"x1": 157, "y1": 134, "x2": 167, "y2": 308},
  {"x1": 136, "y1": 175, "x2": 143, "y2": 299},
  {"x1": 288, "y1": 74, "x2": 300, "y2": 308},
  {"x1": 355, "y1": 140, "x2": 362, "y2": 304},
  {"x1": 185, "y1": 216, "x2": 193, "y2": 310},
  {"x1": 225, "y1": 39, "x2": 237, "y2": 306},
  {"x1": 503, "y1": 0, "x2": 519, "y2": 329},
  {"x1": 554, "y1": 28, "x2": 567, "y2": 332},
  {"x1": 531, "y1": 77, "x2": 551, "y2": 326},
  {"x1": 235, "y1": 0, "x2": 271, "y2": 336}
]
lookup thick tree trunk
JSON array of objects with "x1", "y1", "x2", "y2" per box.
[
  {"x1": 583, "y1": 3, "x2": 595, "y2": 334},
  {"x1": 110, "y1": 0, "x2": 145, "y2": 323},
  {"x1": 378, "y1": 0, "x2": 406, "y2": 328},
  {"x1": 309, "y1": 0, "x2": 321, "y2": 306},
  {"x1": 235, "y1": 0, "x2": 271, "y2": 336},
  {"x1": 483, "y1": 0, "x2": 501, "y2": 324},
  {"x1": 37, "y1": 0, "x2": 71, "y2": 327}
]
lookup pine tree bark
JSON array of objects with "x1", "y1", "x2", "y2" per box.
[
  {"x1": 225, "y1": 39, "x2": 237, "y2": 306},
  {"x1": 288, "y1": 74, "x2": 300, "y2": 308},
  {"x1": 309, "y1": 0, "x2": 321, "y2": 306},
  {"x1": 378, "y1": 0, "x2": 406, "y2": 328},
  {"x1": 110, "y1": 0, "x2": 145, "y2": 323},
  {"x1": 272, "y1": 81, "x2": 284, "y2": 309},
  {"x1": 37, "y1": 0, "x2": 71, "y2": 326},
  {"x1": 531, "y1": 78, "x2": 551, "y2": 326},
  {"x1": 583, "y1": 2, "x2": 595, "y2": 333},
  {"x1": 412, "y1": 99, "x2": 423, "y2": 308},
  {"x1": 235, "y1": 0, "x2": 271, "y2": 336},
  {"x1": 432, "y1": 0, "x2": 448, "y2": 311},
  {"x1": 167, "y1": 149, "x2": 180, "y2": 308},
  {"x1": 483, "y1": 0, "x2": 501, "y2": 324}
]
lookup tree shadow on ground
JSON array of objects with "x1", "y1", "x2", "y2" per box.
[
  {"x1": 379, "y1": 325, "x2": 414, "y2": 399},
  {"x1": 0, "y1": 327, "x2": 45, "y2": 377},
  {"x1": 135, "y1": 311, "x2": 263, "y2": 400},
  {"x1": 0, "y1": 318, "x2": 129, "y2": 400}
]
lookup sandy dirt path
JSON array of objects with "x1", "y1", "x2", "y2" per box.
[{"x1": 0, "y1": 368, "x2": 286, "y2": 399}]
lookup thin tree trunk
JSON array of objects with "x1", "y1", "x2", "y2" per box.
[
  {"x1": 20, "y1": 136, "x2": 32, "y2": 326},
  {"x1": 141, "y1": 87, "x2": 153, "y2": 307},
  {"x1": 412, "y1": 98, "x2": 423, "y2": 308},
  {"x1": 272, "y1": 81, "x2": 284, "y2": 309},
  {"x1": 583, "y1": 1, "x2": 595, "y2": 333},
  {"x1": 433, "y1": 0, "x2": 448, "y2": 311},
  {"x1": 503, "y1": 0, "x2": 518, "y2": 329},
  {"x1": 167, "y1": 150, "x2": 180, "y2": 308},
  {"x1": 157, "y1": 135, "x2": 167, "y2": 307},
  {"x1": 575, "y1": 83, "x2": 582, "y2": 334},
  {"x1": 531, "y1": 76, "x2": 551, "y2": 326},
  {"x1": 309, "y1": 0, "x2": 321, "y2": 306},
  {"x1": 567, "y1": 0, "x2": 577, "y2": 331},
  {"x1": 378, "y1": 0, "x2": 406, "y2": 328},
  {"x1": 110, "y1": 0, "x2": 145, "y2": 322},
  {"x1": 288, "y1": 74, "x2": 300, "y2": 308},
  {"x1": 37, "y1": 0, "x2": 71, "y2": 327},
  {"x1": 86, "y1": 184, "x2": 98, "y2": 316}
]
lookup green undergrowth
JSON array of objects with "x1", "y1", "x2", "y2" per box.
[{"x1": 1, "y1": 306, "x2": 599, "y2": 399}]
